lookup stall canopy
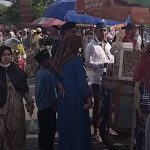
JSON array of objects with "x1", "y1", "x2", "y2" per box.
[
  {"x1": 76, "y1": 0, "x2": 150, "y2": 25},
  {"x1": 44, "y1": 1, "x2": 103, "y2": 24},
  {"x1": 64, "y1": 10, "x2": 102, "y2": 24},
  {"x1": 114, "y1": 0, "x2": 150, "y2": 7},
  {"x1": 44, "y1": 0, "x2": 130, "y2": 25},
  {"x1": 31, "y1": 17, "x2": 65, "y2": 27},
  {"x1": 44, "y1": 1, "x2": 75, "y2": 20}
]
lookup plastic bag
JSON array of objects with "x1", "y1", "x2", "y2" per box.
[{"x1": 27, "y1": 117, "x2": 39, "y2": 135}]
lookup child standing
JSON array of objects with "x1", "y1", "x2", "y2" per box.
[{"x1": 34, "y1": 49, "x2": 63, "y2": 150}]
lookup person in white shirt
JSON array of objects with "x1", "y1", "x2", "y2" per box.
[{"x1": 85, "y1": 22, "x2": 114, "y2": 141}]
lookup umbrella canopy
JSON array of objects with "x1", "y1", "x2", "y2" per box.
[
  {"x1": 44, "y1": 1, "x2": 75, "y2": 20},
  {"x1": 42, "y1": 18, "x2": 65, "y2": 27},
  {"x1": 44, "y1": 0, "x2": 130, "y2": 25},
  {"x1": 31, "y1": 17, "x2": 48, "y2": 26},
  {"x1": 114, "y1": 0, "x2": 150, "y2": 7},
  {"x1": 31, "y1": 17, "x2": 65, "y2": 27},
  {"x1": 44, "y1": 1, "x2": 103, "y2": 24},
  {"x1": 76, "y1": 0, "x2": 150, "y2": 25},
  {"x1": 4, "y1": 38, "x2": 21, "y2": 48},
  {"x1": 64, "y1": 10, "x2": 102, "y2": 24}
]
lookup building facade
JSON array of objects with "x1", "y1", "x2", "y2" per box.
[{"x1": 19, "y1": 0, "x2": 33, "y2": 27}]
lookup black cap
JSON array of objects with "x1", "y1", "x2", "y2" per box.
[
  {"x1": 34, "y1": 49, "x2": 50, "y2": 63},
  {"x1": 121, "y1": 23, "x2": 136, "y2": 30},
  {"x1": 96, "y1": 22, "x2": 107, "y2": 29},
  {"x1": 62, "y1": 22, "x2": 76, "y2": 31}
]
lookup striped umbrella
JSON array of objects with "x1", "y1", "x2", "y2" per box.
[{"x1": 31, "y1": 17, "x2": 65, "y2": 27}]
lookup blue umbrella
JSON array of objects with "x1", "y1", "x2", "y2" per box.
[
  {"x1": 44, "y1": 1, "x2": 75, "y2": 20},
  {"x1": 64, "y1": 10, "x2": 102, "y2": 24},
  {"x1": 44, "y1": 0, "x2": 130, "y2": 25},
  {"x1": 44, "y1": 1, "x2": 104, "y2": 24},
  {"x1": 105, "y1": 17, "x2": 131, "y2": 26}
]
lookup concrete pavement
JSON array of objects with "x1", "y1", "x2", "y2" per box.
[
  {"x1": 26, "y1": 78, "x2": 129, "y2": 150},
  {"x1": 26, "y1": 135, "x2": 108, "y2": 150}
]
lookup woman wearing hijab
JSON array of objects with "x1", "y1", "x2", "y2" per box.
[
  {"x1": 52, "y1": 33, "x2": 93, "y2": 150},
  {"x1": 0, "y1": 46, "x2": 34, "y2": 150},
  {"x1": 134, "y1": 44, "x2": 150, "y2": 150}
]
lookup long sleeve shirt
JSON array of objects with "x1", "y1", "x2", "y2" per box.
[
  {"x1": 35, "y1": 67, "x2": 60, "y2": 111},
  {"x1": 85, "y1": 36, "x2": 114, "y2": 85}
]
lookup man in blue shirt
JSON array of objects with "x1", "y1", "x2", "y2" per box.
[{"x1": 34, "y1": 49, "x2": 63, "y2": 150}]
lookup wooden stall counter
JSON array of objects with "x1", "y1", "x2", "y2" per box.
[{"x1": 101, "y1": 76, "x2": 135, "y2": 134}]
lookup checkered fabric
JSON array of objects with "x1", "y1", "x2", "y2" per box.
[
  {"x1": 140, "y1": 85, "x2": 150, "y2": 114},
  {"x1": 141, "y1": 86, "x2": 150, "y2": 105}
]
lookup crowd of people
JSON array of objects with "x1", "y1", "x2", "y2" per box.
[{"x1": 0, "y1": 21, "x2": 149, "y2": 150}]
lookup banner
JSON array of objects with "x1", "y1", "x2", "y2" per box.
[{"x1": 76, "y1": 0, "x2": 111, "y2": 12}]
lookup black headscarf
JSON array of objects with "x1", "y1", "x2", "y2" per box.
[
  {"x1": 0, "y1": 46, "x2": 29, "y2": 107},
  {"x1": 0, "y1": 46, "x2": 12, "y2": 62},
  {"x1": 52, "y1": 33, "x2": 82, "y2": 75}
]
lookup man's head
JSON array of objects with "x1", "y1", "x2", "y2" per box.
[
  {"x1": 61, "y1": 22, "x2": 76, "y2": 36},
  {"x1": 34, "y1": 49, "x2": 51, "y2": 68},
  {"x1": 95, "y1": 22, "x2": 107, "y2": 41},
  {"x1": 36, "y1": 28, "x2": 42, "y2": 35}
]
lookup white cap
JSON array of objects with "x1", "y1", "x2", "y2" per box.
[
  {"x1": 23, "y1": 28, "x2": 27, "y2": 32},
  {"x1": 36, "y1": 28, "x2": 42, "y2": 32}
]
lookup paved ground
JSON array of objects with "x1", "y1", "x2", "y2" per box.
[
  {"x1": 26, "y1": 78, "x2": 131, "y2": 150},
  {"x1": 26, "y1": 78, "x2": 109, "y2": 150},
  {"x1": 26, "y1": 135, "x2": 109, "y2": 150}
]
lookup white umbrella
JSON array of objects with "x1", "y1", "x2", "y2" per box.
[{"x1": 4, "y1": 38, "x2": 21, "y2": 48}]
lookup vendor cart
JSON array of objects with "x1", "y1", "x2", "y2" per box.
[
  {"x1": 99, "y1": 43, "x2": 142, "y2": 150},
  {"x1": 100, "y1": 76, "x2": 135, "y2": 150}
]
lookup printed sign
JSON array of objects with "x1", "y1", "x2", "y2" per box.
[{"x1": 76, "y1": 0, "x2": 111, "y2": 11}]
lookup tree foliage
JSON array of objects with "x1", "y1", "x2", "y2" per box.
[
  {"x1": 0, "y1": 0, "x2": 54, "y2": 26},
  {"x1": 0, "y1": 4, "x2": 8, "y2": 23},
  {"x1": 29, "y1": 0, "x2": 54, "y2": 19},
  {"x1": 5, "y1": 3, "x2": 20, "y2": 25}
]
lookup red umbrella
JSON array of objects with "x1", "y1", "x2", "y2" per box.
[
  {"x1": 76, "y1": 0, "x2": 150, "y2": 25},
  {"x1": 42, "y1": 18, "x2": 65, "y2": 27},
  {"x1": 31, "y1": 17, "x2": 48, "y2": 26},
  {"x1": 31, "y1": 17, "x2": 65, "y2": 27}
]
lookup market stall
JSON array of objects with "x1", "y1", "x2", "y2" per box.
[
  {"x1": 76, "y1": 0, "x2": 150, "y2": 149},
  {"x1": 98, "y1": 42, "x2": 142, "y2": 149}
]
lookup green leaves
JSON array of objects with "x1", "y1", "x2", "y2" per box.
[
  {"x1": 29, "y1": 0, "x2": 54, "y2": 19},
  {"x1": 0, "y1": 0, "x2": 54, "y2": 26},
  {"x1": 5, "y1": 3, "x2": 20, "y2": 25}
]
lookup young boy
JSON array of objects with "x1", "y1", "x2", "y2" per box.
[{"x1": 34, "y1": 49, "x2": 63, "y2": 150}]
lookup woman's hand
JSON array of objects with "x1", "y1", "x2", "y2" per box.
[
  {"x1": 25, "y1": 102, "x2": 35, "y2": 116},
  {"x1": 58, "y1": 83, "x2": 65, "y2": 98},
  {"x1": 84, "y1": 97, "x2": 93, "y2": 110}
]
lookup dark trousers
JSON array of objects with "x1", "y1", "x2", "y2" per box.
[
  {"x1": 38, "y1": 107, "x2": 56, "y2": 150},
  {"x1": 92, "y1": 84, "x2": 102, "y2": 133}
]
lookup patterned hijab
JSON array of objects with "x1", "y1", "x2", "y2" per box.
[{"x1": 52, "y1": 33, "x2": 82, "y2": 75}]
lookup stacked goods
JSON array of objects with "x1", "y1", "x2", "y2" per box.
[{"x1": 111, "y1": 42, "x2": 142, "y2": 79}]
